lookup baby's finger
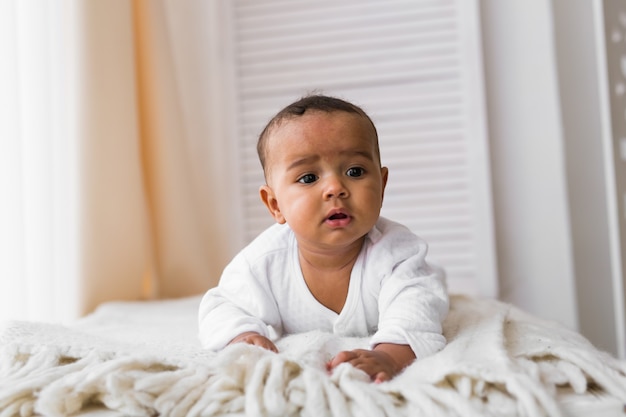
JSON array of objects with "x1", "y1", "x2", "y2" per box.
[
  {"x1": 374, "y1": 371, "x2": 390, "y2": 384},
  {"x1": 328, "y1": 350, "x2": 357, "y2": 369},
  {"x1": 266, "y1": 341, "x2": 279, "y2": 353},
  {"x1": 254, "y1": 338, "x2": 278, "y2": 353}
]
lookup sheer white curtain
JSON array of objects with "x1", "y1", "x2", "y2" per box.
[
  {"x1": 0, "y1": 1, "x2": 79, "y2": 322},
  {"x1": 0, "y1": 0, "x2": 234, "y2": 323}
]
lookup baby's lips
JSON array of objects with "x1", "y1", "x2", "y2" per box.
[{"x1": 325, "y1": 207, "x2": 348, "y2": 219}]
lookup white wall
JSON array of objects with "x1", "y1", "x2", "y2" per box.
[
  {"x1": 552, "y1": 0, "x2": 621, "y2": 356},
  {"x1": 479, "y1": 1, "x2": 579, "y2": 330},
  {"x1": 480, "y1": 0, "x2": 626, "y2": 357}
]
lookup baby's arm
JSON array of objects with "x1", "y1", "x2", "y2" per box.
[
  {"x1": 327, "y1": 343, "x2": 415, "y2": 383},
  {"x1": 372, "y1": 255, "x2": 449, "y2": 363},
  {"x1": 328, "y1": 224, "x2": 449, "y2": 382},
  {"x1": 198, "y1": 253, "x2": 283, "y2": 351}
]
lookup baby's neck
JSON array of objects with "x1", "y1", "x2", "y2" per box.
[
  {"x1": 297, "y1": 240, "x2": 364, "y2": 314},
  {"x1": 297, "y1": 238, "x2": 364, "y2": 272}
]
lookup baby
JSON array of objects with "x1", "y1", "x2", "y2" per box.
[{"x1": 198, "y1": 95, "x2": 448, "y2": 382}]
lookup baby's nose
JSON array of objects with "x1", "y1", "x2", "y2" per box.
[{"x1": 323, "y1": 176, "x2": 348, "y2": 199}]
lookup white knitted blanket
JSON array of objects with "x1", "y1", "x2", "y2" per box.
[{"x1": 1, "y1": 295, "x2": 625, "y2": 417}]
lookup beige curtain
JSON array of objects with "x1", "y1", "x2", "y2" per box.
[
  {"x1": 0, "y1": 0, "x2": 232, "y2": 321},
  {"x1": 77, "y1": 0, "x2": 230, "y2": 314}
]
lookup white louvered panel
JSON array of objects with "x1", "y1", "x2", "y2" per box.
[{"x1": 227, "y1": 0, "x2": 496, "y2": 296}]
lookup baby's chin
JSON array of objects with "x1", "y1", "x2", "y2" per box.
[{"x1": 294, "y1": 232, "x2": 368, "y2": 252}]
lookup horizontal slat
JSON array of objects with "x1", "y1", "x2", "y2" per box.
[
  {"x1": 237, "y1": 12, "x2": 457, "y2": 42},
  {"x1": 240, "y1": 58, "x2": 461, "y2": 90},
  {"x1": 427, "y1": 254, "x2": 475, "y2": 268},
  {"x1": 385, "y1": 167, "x2": 469, "y2": 183},
  {"x1": 388, "y1": 213, "x2": 471, "y2": 228},
  {"x1": 234, "y1": 0, "x2": 454, "y2": 11},
  {"x1": 379, "y1": 131, "x2": 465, "y2": 146},
  {"x1": 239, "y1": 70, "x2": 461, "y2": 98},
  {"x1": 381, "y1": 202, "x2": 470, "y2": 217},
  {"x1": 234, "y1": 0, "x2": 454, "y2": 16},
  {"x1": 410, "y1": 228, "x2": 473, "y2": 243},
  {"x1": 235, "y1": 0, "x2": 455, "y2": 27},
  {"x1": 387, "y1": 156, "x2": 467, "y2": 173},
  {"x1": 239, "y1": 37, "x2": 458, "y2": 71},
  {"x1": 381, "y1": 190, "x2": 469, "y2": 206},
  {"x1": 381, "y1": 199, "x2": 471, "y2": 215},
  {"x1": 385, "y1": 139, "x2": 467, "y2": 155},
  {"x1": 238, "y1": 83, "x2": 463, "y2": 115},
  {"x1": 239, "y1": 47, "x2": 459, "y2": 80}
]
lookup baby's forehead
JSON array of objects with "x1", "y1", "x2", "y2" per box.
[
  {"x1": 270, "y1": 110, "x2": 376, "y2": 144},
  {"x1": 261, "y1": 109, "x2": 380, "y2": 179}
]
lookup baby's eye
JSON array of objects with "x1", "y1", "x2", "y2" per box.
[
  {"x1": 297, "y1": 174, "x2": 318, "y2": 184},
  {"x1": 346, "y1": 167, "x2": 365, "y2": 178}
]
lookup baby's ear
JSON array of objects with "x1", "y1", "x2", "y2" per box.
[
  {"x1": 259, "y1": 185, "x2": 286, "y2": 224},
  {"x1": 381, "y1": 166, "x2": 389, "y2": 199}
]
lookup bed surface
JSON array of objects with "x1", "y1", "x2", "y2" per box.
[{"x1": 1, "y1": 295, "x2": 625, "y2": 417}]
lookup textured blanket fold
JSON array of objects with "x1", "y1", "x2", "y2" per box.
[{"x1": 0, "y1": 295, "x2": 625, "y2": 417}]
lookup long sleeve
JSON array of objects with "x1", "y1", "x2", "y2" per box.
[
  {"x1": 368, "y1": 219, "x2": 449, "y2": 359},
  {"x1": 198, "y1": 251, "x2": 283, "y2": 351}
]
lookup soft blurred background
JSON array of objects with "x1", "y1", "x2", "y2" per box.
[{"x1": 1, "y1": 0, "x2": 625, "y2": 359}]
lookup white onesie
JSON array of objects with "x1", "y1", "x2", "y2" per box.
[{"x1": 198, "y1": 217, "x2": 449, "y2": 359}]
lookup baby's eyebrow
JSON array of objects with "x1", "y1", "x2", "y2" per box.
[
  {"x1": 285, "y1": 149, "x2": 375, "y2": 172},
  {"x1": 340, "y1": 149, "x2": 375, "y2": 160},
  {"x1": 286, "y1": 155, "x2": 319, "y2": 172}
]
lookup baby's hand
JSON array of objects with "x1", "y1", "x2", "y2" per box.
[
  {"x1": 327, "y1": 344, "x2": 415, "y2": 383},
  {"x1": 228, "y1": 331, "x2": 278, "y2": 353},
  {"x1": 327, "y1": 349, "x2": 397, "y2": 383}
]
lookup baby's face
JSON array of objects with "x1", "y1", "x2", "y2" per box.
[{"x1": 260, "y1": 111, "x2": 388, "y2": 253}]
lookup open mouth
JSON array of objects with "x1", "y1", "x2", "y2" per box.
[
  {"x1": 328, "y1": 213, "x2": 348, "y2": 221},
  {"x1": 325, "y1": 210, "x2": 351, "y2": 227}
]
